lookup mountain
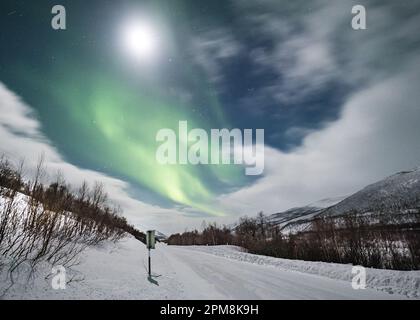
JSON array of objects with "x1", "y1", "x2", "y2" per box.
[
  {"x1": 269, "y1": 167, "x2": 420, "y2": 233},
  {"x1": 155, "y1": 231, "x2": 168, "y2": 241},
  {"x1": 267, "y1": 196, "x2": 346, "y2": 229},
  {"x1": 319, "y1": 168, "x2": 420, "y2": 217}
]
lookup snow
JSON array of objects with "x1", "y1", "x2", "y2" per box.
[
  {"x1": 307, "y1": 195, "x2": 348, "y2": 208},
  {"x1": 2, "y1": 236, "x2": 184, "y2": 299},
  {"x1": 321, "y1": 167, "x2": 420, "y2": 217},
  {"x1": 0, "y1": 191, "x2": 31, "y2": 217},
  {"x1": 182, "y1": 245, "x2": 420, "y2": 299},
  {"x1": 269, "y1": 167, "x2": 420, "y2": 233},
  {"x1": 267, "y1": 196, "x2": 347, "y2": 231},
  {"x1": 2, "y1": 237, "x2": 418, "y2": 299}
]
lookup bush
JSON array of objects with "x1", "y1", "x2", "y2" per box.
[
  {"x1": 167, "y1": 211, "x2": 420, "y2": 271},
  {"x1": 0, "y1": 155, "x2": 144, "y2": 294}
]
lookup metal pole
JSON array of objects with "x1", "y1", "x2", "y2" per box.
[{"x1": 148, "y1": 248, "x2": 151, "y2": 277}]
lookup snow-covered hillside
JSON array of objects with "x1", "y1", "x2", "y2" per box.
[
  {"x1": 0, "y1": 183, "x2": 137, "y2": 298},
  {"x1": 155, "y1": 231, "x2": 168, "y2": 241},
  {"x1": 268, "y1": 196, "x2": 346, "y2": 229},
  {"x1": 320, "y1": 168, "x2": 420, "y2": 217},
  {"x1": 270, "y1": 167, "x2": 420, "y2": 233}
]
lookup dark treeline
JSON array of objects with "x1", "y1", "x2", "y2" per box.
[
  {"x1": 0, "y1": 155, "x2": 144, "y2": 292},
  {"x1": 167, "y1": 222, "x2": 233, "y2": 246},
  {"x1": 167, "y1": 212, "x2": 420, "y2": 270}
]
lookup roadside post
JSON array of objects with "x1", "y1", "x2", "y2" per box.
[{"x1": 146, "y1": 230, "x2": 156, "y2": 277}]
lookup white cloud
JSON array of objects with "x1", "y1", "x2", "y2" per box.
[
  {"x1": 237, "y1": 0, "x2": 420, "y2": 105},
  {"x1": 217, "y1": 61, "x2": 420, "y2": 217},
  {"x1": 205, "y1": 0, "x2": 420, "y2": 222},
  {"x1": 190, "y1": 29, "x2": 242, "y2": 85}
]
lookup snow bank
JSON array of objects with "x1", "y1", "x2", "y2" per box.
[
  {"x1": 1, "y1": 237, "x2": 186, "y2": 299},
  {"x1": 181, "y1": 245, "x2": 420, "y2": 299}
]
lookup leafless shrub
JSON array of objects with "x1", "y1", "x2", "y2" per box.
[
  {"x1": 0, "y1": 155, "x2": 144, "y2": 294},
  {"x1": 167, "y1": 211, "x2": 420, "y2": 271}
]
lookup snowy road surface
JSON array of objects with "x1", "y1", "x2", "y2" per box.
[
  {"x1": 156, "y1": 245, "x2": 403, "y2": 300},
  {"x1": 3, "y1": 237, "x2": 416, "y2": 299}
]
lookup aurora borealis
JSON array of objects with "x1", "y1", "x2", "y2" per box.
[
  {"x1": 1, "y1": 0, "x2": 420, "y2": 233},
  {"x1": 0, "y1": 0, "x2": 252, "y2": 217}
]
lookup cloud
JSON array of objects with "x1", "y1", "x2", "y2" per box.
[
  {"x1": 217, "y1": 60, "x2": 420, "y2": 217},
  {"x1": 211, "y1": 0, "x2": 420, "y2": 220},
  {"x1": 236, "y1": 0, "x2": 420, "y2": 105},
  {"x1": 190, "y1": 28, "x2": 242, "y2": 85}
]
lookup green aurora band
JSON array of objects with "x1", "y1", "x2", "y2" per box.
[{"x1": 46, "y1": 70, "x2": 248, "y2": 216}]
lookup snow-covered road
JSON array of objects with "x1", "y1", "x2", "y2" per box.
[
  {"x1": 3, "y1": 237, "x2": 416, "y2": 299},
  {"x1": 155, "y1": 245, "x2": 402, "y2": 300}
]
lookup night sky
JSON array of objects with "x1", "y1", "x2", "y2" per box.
[{"x1": 1, "y1": 0, "x2": 420, "y2": 233}]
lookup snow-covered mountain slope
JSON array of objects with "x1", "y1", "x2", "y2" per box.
[
  {"x1": 268, "y1": 196, "x2": 346, "y2": 228},
  {"x1": 271, "y1": 167, "x2": 420, "y2": 232},
  {"x1": 155, "y1": 231, "x2": 168, "y2": 241},
  {"x1": 320, "y1": 167, "x2": 420, "y2": 218}
]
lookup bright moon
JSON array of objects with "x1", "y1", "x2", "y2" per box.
[{"x1": 122, "y1": 21, "x2": 158, "y2": 60}]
